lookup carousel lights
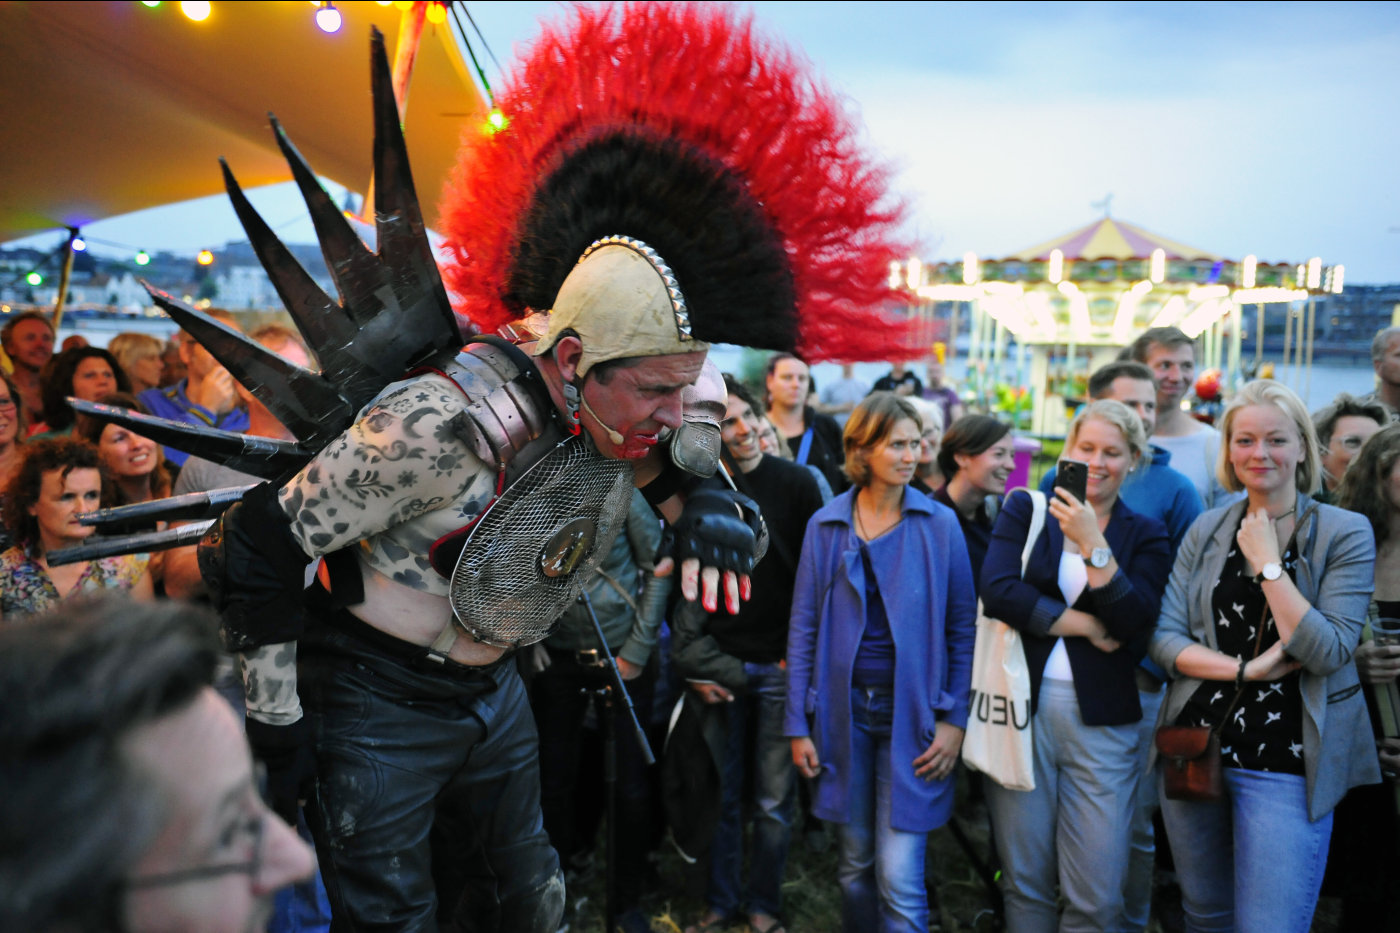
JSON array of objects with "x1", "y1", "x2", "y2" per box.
[
  {"x1": 1241, "y1": 254, "x2": 1257, "y2": 288},
  {"x1": 1187, "y1": 284, "x2": 1229, "y2": 302},
  {"x1": 1179, "y1": 297, "x2": 1231, "y2": 339},
  {"x1": 889, "y1": 260, "x2": 902, "y2": 290},
  {"x1": 1149, "y1": 248, "x2": 1166, "y2": 284},
  {"x1": 1047, "y1": 249, "x2": 1064, "y2": 284},
  {"x1": 961, "y1": 252, "x2": 979, "y2": 285},
  {"x1": 315, "y1": 2, "x2": 342, "y2": 33},
  {"x1": 135, "y1": 250, "x2": 151, "y2": 266},
  {"x1": 180, "y1": 1, "x2": 211, "y2": 22},
  {"x1": 1295, "y1": 264, "x2": 1307, "y2": 288},
  {"x1": 1233, "y1": 287, "x2": 1309, "y2": 304},
  {"x1": 485, "y1": 108, "x2": 509, "y2": 134},
  {"x1": 1057, "y1": 281, "x2": 1091, "y2": 342},
  {"x1": 906, "y1": 256, "x2": 923, "y2": 289},
  {"x1": 1111, "y1": 281, "x2": 1153, "y2": 343},
  {"x1": 26, "y1": 272, "x2": 43, "y2": 286},
  {"x1": 425, "y1": 2, "x2": 448, "y2": 25},
  {"x1": 1306, "y1": 256, "x2": 1322, "y2": 290},
  {"x1": 1328, "y1": 265, "x2": 1344, "y2": 294},
  {"x1": 141, "y1": 1, "x2": 161, "y2": 7},
  {"x1": 196, "y1": 249, "x2": 215, "y2": 266},
  {"x1": 70, "y1": 235, "x2": 87, "y2": 252},
  {"x1": 1150, "y1": 295, "x2": 1187, "y2": 328}
]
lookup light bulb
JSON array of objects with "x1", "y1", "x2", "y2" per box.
[
  {"x1": 180, "y1": 1, "x2": 211, "y2": 22},
  {"x1": 315, "y1": 2, "x2": 342, "y2": 33}
]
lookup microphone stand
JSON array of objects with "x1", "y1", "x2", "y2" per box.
[{"x1": 579, "y1": 590, "x2": 655, "y2": 933}]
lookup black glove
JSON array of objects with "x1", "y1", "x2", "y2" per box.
[
  {"x1": 245, "y1": 716, "x2": 317, "y2": 826},
  {"x1": 672, "y1": 488, "x2": 767, "y2": 576}
]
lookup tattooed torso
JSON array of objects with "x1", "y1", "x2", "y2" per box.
[{"x1": 276, "y1": 371, "x2": 507, "y2": 662}]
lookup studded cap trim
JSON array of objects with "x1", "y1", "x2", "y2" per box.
[{"x1": 579, "y1": 236, "x2": 692, "y2": 341}]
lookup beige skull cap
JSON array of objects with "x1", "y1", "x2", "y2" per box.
[{"x1": 532, "y1": 238, "x2": 709, "y2": 378}]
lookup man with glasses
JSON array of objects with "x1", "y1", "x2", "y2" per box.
[{"x1": 0, "y1": 596, "x2": 315, "y2": 932}]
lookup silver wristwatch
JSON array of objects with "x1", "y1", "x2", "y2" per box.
[
  {"x1": 1088, "y1": 546, "x2": 1112, "y2": 569},
  {"x1": 1255, "y1": 561, "x2": 1282, "y2": 583}
]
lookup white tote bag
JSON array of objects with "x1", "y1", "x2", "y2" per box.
[{"x1": 961, "y1": 489, "x2": 1044, "y2": 791}]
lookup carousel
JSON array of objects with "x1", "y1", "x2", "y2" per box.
[{"x1": 899, "y1": 216, "x2": 1344, "y2": 435}]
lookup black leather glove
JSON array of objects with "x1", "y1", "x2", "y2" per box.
[
  {"x1": 245, "y1": 716, "x2": 317, "y2": 826},
  {"x1": 672, "y1": 488, "x2": 767, "y2": 576}
]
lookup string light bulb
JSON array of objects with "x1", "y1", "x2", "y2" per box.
[
  {"x1": 180, "y1": 1, "x2": 211, "y2": 22},
  {"x1": 196, "y1": 249, "x2": 215, "y2": 266},
  {"x1": 485, "y1": 108, "x2": 509, "y2": 134},
  {"x1": 135, "y1": 250, "x2": 151, "y2": 266},
  {"x1": 26, "y1": 272, "x2": 43, "y2": 286},
  {"x1": 425, "y1": 1, "x2": 447, "y2": 25},
  {"x1": 71, "y1": 235, "x2": 87, "y2": 252},
  {"x1": 141, "y1": 1, "x2": 162, "y2": 7},
  {"x1": 315, "y1": 1, "x2": 342, "y2": 33}
]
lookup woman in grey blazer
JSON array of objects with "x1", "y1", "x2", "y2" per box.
[{"x1": 1150, "y1": 380, "x2": 1378, "y2": 933}]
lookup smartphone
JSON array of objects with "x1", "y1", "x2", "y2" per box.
[{"x1": 1054, "y1": 459, "x2": 1088, "y2": 504}]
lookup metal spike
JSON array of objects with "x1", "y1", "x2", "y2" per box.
[
  {"x1": 269, "y1": 115, "x2": 381, "y2": 321},
  {"x1": 48, "y1": 521, "x2": 215, "y2": 567},
  {"x1": 218, "y1": 158, "x2": 360, "y2": 375},
  {"x1": 79, "y1": 485, "x2": 257, "y2": 528},
  {"x1": 69, "y1": 399, "x2": 314, "y2": 479},
  {"x1": 142, "y1": 286, "x2": 353, "y2": 446}
]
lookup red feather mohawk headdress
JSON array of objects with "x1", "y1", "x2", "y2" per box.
[{"x1": 438, "y1": 2, "x2": 916, "y2": 362}]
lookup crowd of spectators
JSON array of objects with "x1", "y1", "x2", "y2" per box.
[{"x1": 4, "y1": 315, "x2": 1400, "y2": 933}]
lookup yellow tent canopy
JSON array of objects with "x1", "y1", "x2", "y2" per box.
[{"x1": 0, "y1": 1, "x2": 488, "y2": 242}]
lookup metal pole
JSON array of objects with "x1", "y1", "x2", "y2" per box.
[
  {"x1": 1281, "y1": 301, "x2": 1294, "y2": 387},
  {"x1": 1303, "y1": 296, "x2": 1317, "y2": 404},
  {"x1": 1254, "y1": 303, "x2": 1265, "y2": 373},
  {"x1": 52, "y1": 228, "x2": 79, "y2": 331}
]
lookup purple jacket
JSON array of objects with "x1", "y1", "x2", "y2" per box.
[{"x1": 785, "y1": 486, "x2": 977, "y2": 832}]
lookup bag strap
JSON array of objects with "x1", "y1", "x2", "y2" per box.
[
  {"x1": 1210, "y1": 504, "x2": 1312, "y2": 736},
  {"x1": 795, "y1": 426, "x2": 815, "y2": 465},
  {"x1": 1019, "y1": 489, "x2": 1047, "y2": 579}
]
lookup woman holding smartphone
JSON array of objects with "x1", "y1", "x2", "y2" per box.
[{"x1": 980, "y1": 400, "x2": 1172, "y2": 932}]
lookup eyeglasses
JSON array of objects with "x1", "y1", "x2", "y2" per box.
[
  {"x1": 125, "y1": 764, "x2": 272, "y2": 890},
  {"x1": 126, "y1": 813, "x2": 265, "y2": 889},
  {"x1": 0, "y1": 396, "x2": 15, "y2": 411}
]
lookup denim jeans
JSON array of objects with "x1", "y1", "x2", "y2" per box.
[
  {"x1": 1119, "y1": 685, "x2": 1165, "y2": 932},
  {"x1": 985, "y1": 679, "x2": 1139, "y2": 933},
  {"x1": 708, "y1": 661, "x2": 797, "y2": 918},
  {"x1": 299, "y1": 619, "x2": 563, "y2": 933},
  {"x1": 836, "y1": 686, "x2": 928, "y2": 933},
  {"x1": 1159, "y1": 768, "x2": 1333, "y2": 933}
]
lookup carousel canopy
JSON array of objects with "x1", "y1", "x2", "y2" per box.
[
  {"x1": 1005, "y1": 217, "x2": 1221, "y2": 263},
  {"x1": 0, "y1": 2, "x2": 488, "y2": 243}
]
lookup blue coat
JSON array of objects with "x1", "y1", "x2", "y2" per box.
[
  {"x1": 980, "y1": 490, "x2": 1173, "y2": 726},
  {"x1": 784, "y1": 487, "x2": 977, "y2": 833}
]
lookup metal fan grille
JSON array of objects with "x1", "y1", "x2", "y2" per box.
[{"x1": 449, "y1": 437, "x2": 634, "y2": 648}]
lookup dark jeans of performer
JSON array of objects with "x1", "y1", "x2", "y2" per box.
[
  {"x1": 531, "y1": 649, "x2": 657, "y2": 910},
  {"x1": 299, "y1": 615, "x2": 564, "y2": 933}
]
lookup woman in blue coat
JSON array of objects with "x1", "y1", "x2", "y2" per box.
[
  {"x1": 979, "y1": 400, "x2": 1172, "y2": 933},
  {"x1": 785, "y1": 392, "x2": 977, "y2": 933}
]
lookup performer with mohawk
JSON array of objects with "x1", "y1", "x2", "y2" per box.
[{"x1": 66, "y1": 4, "x2": 913, "y2": 930}]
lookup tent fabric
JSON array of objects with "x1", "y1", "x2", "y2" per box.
[
  {"x1": 0, "y1": 1, "x2": 487, "y2": 243},
  {"x1": 1004, "y1": 217, "x2": 1221, "y2": 263}
]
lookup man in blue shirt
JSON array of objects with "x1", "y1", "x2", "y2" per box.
[
  {"x1": 1039, "y1": 359, "x2": 1201, "y2": 933},
  {"x1": 137, "y1": 308, "x2": 249, "y2": 468}
]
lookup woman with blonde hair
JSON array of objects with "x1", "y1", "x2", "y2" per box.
[
  {"x1": 1151, "y1": 380, "x2": 1377, "y2": 932},
  {"x1": 903, "y1": 396, "x2": 944, "y2": 495},
  {"x1": 980, "y1": 399, "x2": 1172, "y2": 932},
  {"x1": 107, "y1": 332, "x2": 166, "y2": 395}
]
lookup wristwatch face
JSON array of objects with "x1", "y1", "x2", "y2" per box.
[
  {"x1": 1261, "y1": 562, "x2": 1283, "y2": 581},
  {"x1": 1089, "y1": 547, "x2": 1112, "y2": 568}
]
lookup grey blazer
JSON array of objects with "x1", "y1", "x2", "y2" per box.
[{"x1": 1150, "y1": 492, "x2": 1380, "y2": 819}]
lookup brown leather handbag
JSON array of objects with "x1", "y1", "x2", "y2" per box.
[{"x1": 1156, "y1": 723, "x2": 1224, "y2": 801}]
